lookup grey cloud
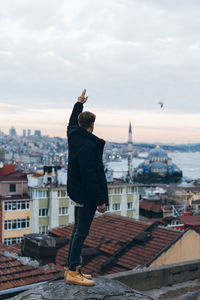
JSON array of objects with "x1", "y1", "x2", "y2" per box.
[{"x1": 0, "y1": 0, "x2": 200, "y2": 113}]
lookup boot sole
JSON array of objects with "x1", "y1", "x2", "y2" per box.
[
  {"x1": 66, "y1": 280, "x2": 95, "y2": 286},
  {"x1": 64, "y1": 273, "x2": 92, "y2": 281}
]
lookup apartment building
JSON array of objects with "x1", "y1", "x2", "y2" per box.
[
  {"x1": 29, "y1": 185, "x2": 74, "y2": 234},
  {"x1": 107, "y1": 183, "x2": 139, "y2": 219},
  {"x1": 29, "y1": 180, "x2": 139, "y2": 234},
  {"x1": 0, "y1": 164, "x2": 32, "y2": 245}
]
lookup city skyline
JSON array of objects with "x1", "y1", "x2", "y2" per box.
[
  {"x1": 0, "y1": 1, "x2": 200, "y2": 143},
  {"x1": 1, "y1": 112, "x2": 200, "y2": 145},
  {"x1": 1, "y1": 104, "x2": 200, "y2": 143}
]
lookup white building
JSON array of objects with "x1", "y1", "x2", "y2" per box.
[{"x1": 28, "y1": 174, "x2": 139, "y2": 234}]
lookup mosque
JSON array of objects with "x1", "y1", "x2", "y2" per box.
[
  {"x1": 134, "y1": 146, "x2": 182, "y2": 183},
  {"x1": 127, "y1": 124, "x2": 182, "y2": 183}
]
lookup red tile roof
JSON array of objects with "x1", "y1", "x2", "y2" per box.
[
  {"x1": 180, "y1": 215, "x2": 200, "y2": 226},
  {"x1": 0, "y1": 167, "x2": 27, "y2": 182},
  {"x1": 0, "y1": 243, "x2": 21, "y2": 254},
  {"x1": 140, "y1": 200, "x2": 162, "y2": 212},
  {"x1": 49, "y1": 214, "x2": 183, "y2": 276},
  {"x1": 0, "y1": 247, "x2": 63, "y2": 292},
  {"x1": 0, "y1": 164, "x2": 17, "y2": 177},
  {"x1": 1, "y1": 170, "x2": 27, "y2": 181},
  {"x1": 0, "y1": 194, "x2": 30, "y2": 201}
]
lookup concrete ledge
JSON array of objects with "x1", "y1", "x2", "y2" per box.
[{"x1": 104, "y1": 260, "x2": 200, "y2": 291}]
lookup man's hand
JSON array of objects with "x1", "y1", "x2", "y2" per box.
[
  {"x1": 97, "y1": 203, "x2": 106, "y2": 213},
  {"x1": 78, "y1": 89, "x2": 88, "y2": 104}
]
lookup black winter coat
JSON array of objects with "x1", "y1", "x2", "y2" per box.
[{"x1": 67, "y1": 102, "x2": 108, "y2": 208}]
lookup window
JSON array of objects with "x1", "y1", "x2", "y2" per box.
[
  {"x1": 126, "y1": 186, "x2": 134, "y2": 194},
  {"x1": 106, "y1": 204, "x2": 110, "y2": 212},
  {"x1": 4, "y1": 202, "x2": 11, "y2": 211},
  {"x1": 114, "y1": 188, "x2": 123, "y2": 194},
  {"x1": 109, "y1": 188, "x2": 123, "y2": 195},
  {"x1": 4, "y1": 237, "x2": 23, "y2": 245},
  {"x1": 4, "y1": 219, "x2": 30, "y2": 230},
  {"x1": 9, "y1": 184, "x2": 16, "y2": 193},
  {"x1": 21, "y1": 201, "x2": 26, "y2": 209},
  {"x1": 39, "y1": 208, "x2": 48, "y2": 217},
  {"x1": 59, "y1": 207, "x2": 68, "y2": 215},
  {"x1": 12, "y1": 202, "x2": 17, "y2": 210},
  {"x1": 36, "y1": 190, "x2": 47, "y2": 198},
  {"x1": 171, "y1": 220, "x2": 180, "y2": 226},
  {"x1": 112, "y1": 203, "x2": 120, "y2": 211},
  {"x1": 127, "y1": 202, "x2": 133, "y2": 210},
  {"x1": 58, "y1": 190, "x2": 67, "y2": 198},
  {"x1": 39, "y1": 226, "x2": 49, "y2": 234},
  {"x1": 4, "y1": 200, "x2": 30, "y2": 211}
]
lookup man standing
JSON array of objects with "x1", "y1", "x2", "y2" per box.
[{"x1": 65, "y1": 89, "x2": 108, "y2": 286}]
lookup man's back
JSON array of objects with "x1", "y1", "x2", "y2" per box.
[{"x1": 67, "y1": 93, "x2": 108, "y2": 208}]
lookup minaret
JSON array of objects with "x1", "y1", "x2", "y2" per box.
[{"x1": 128, "y1": 122, "x2": 133, "y2": 181}]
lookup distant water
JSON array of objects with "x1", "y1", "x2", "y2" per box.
[{"x1": 108, "y1": 152, "x2": 200, "y2": 180}]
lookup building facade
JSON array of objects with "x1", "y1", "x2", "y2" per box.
[
  {"x1": 107, "y1": 183, "x2": 139, "y2": 219},
  {"x1": 29, "y1": 186, "x2": 74, "y2": 234},
  {"x1": 29, "y1": 182, "x2": 139, "y2": 234},
  {"x1": 0, "y1": 164, "x2": 32, "y2": 245}
]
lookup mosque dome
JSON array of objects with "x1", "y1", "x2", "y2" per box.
[
  {"x1": 148, "y1": 145, "x2": 168, "y2": 162},
  {"x1": 148, "y1": 146, "x2": 168, "y2": 159},
  {"x1": 150, "y1": 162, "x2": 168, "y2": 173}
]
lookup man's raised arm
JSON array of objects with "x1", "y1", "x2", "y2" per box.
[{"x1": 68, "y1": 89, "x2": 88, "y2": 126}]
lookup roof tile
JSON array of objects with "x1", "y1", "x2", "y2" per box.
[
  {"x1": 0, "y1": 249, "x2": 63, "y2": 292},
  {"x1": 49, "y1": 214, "x2": 183, "y2": 276}
]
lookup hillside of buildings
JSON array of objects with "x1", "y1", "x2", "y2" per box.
[
  {"x1": 1, "y1": 129, "x2": 200, "y2": 169},
  {"x1": 0, "y1": 128, "x2": 200, "y2": 299}
]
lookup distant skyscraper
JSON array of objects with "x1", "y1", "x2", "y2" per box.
[
  {"x1": 9, "y1": 126, "x2": 17, "y2": 137},
  {"x1": 23, "y1": 129, "x2": 26, "y2": 137},
  {"x1": 27, "y1": 129, "x2": 31, "y2": 137},
  {"x1": 127, "y1": 122, "x2": 133, "y2": 181},
  {"x1": 34, "y1": 130, "x2": 41, "y2": 137}
]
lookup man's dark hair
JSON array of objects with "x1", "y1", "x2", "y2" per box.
[{"x1": 78, "y1": 111, "x2": 96, "y2": 129}]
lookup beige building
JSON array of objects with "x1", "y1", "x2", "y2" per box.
[
  {"x1": 2, "y1": 196, "x2": 32, "y2": 245},
  {"x1": 150, "y1": 229, "x2": 200, "y2": 267},
  {"x1": 167, "y1": 187, "x2": 200, "y2": 206},
  {"x1": 0, "y1": 164, "x2": 32, "y2": 245}
]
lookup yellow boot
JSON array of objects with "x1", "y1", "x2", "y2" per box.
[
  {"x1": 64, "y1": 266, "x2": 92, "y2": 280},
  {"x1": 66, "y1": 266, "x2": 95, "y2": 286}
]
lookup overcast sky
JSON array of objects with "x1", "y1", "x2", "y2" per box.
[{"x1": 0, "y1": 0, "x2": 200, "y2": 143}]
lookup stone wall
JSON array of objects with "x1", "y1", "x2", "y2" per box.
[{"x1": 104, "y1": 259, "x2": 200, "y2": 291}]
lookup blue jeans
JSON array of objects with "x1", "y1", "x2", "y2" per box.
[{"x1": 67, "y1": 205, "x2": 97, "y2": 269}]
